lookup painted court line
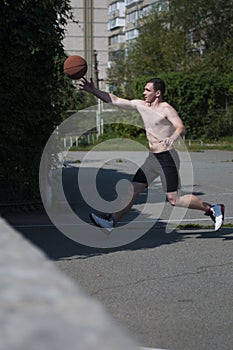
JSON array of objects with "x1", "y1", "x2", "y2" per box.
[
  {"x1": 12, "y1": 217, "x2": 233, "y2": 229},
  {"x1": 140, "y1": 347, "x2": 168, "y2": 350}
]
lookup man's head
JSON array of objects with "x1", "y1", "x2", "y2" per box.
[
  {"x1": 147, "y1": 78, "x2": 166, "y2": 96},
  {"x1": 143, "y1": 78, "x2": 166, "y2": 104}
]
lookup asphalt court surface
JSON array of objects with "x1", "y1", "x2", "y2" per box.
[{"x1": 4, "y1": 150, "x2": 233, "y2": 350}]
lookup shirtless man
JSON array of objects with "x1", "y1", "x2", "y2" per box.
[{"x1": 78, "y1": 77, "x2": 225, "y2": 232}]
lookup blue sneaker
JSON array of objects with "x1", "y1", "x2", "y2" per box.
[
  {"x1": 90, "y1": 213, "x2": 114, "y2": 234},
  {"x1": 205, "y1": 204, "x2": 225, "y2": 231}
]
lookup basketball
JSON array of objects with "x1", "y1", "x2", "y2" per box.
[{"x1": 63, "y1": 55, "x2": 88, "y2": 79}]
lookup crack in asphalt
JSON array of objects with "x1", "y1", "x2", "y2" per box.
[{"x1": 90, "y1": 261, "x2": 233, "y2": 295}]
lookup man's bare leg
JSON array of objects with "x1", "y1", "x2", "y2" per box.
[
  {"x1": 166, "y1": 191, "x2": 225, "y2": 231},
  {"x1": 166, "y1": 191, "x2": 211, "y2": 211},
  {"x1": 90, "y1": 182, "x2": 147, "y2": 232},
  {"x1": 112, "y1": 182, "x2": 147, "y2": 222},
  {"x1": 90, "y1": 187, "x2": 224, "y2": 232},
  {"x1": 112, "y1": 188, "x2": 211, "y2": 223}
]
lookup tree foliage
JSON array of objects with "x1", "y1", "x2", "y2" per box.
[
  {"x1": 169, "y1": 0, "x2": 233, "y2": 72},
  {"x1": 0, "y1": 0, "x2": 77, "y2": 203},
  {"x1": 106, "y1": 0, "x2": 233, "y2": 140},
  {"x1": 128, "y1": 8, "x2": 188, "y2": 75},
  {"x1": 129, "y1": 71, "x2": 233, "y2": 139},
  {"x1": 108, "y1": 0, "x2": 233, "y2": 82}
]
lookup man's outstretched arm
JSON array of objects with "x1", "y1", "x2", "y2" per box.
[
  {"x1": 78, "y1": 78, "x2": 138, "y2": 110},
  {"x1": 78, "y1": 78, "x2": 112, "y2": 103}
]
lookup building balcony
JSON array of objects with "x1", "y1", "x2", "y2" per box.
[
  {"x1": 125, "y1": 28, "x2": 139, "y2": 41},
  {"x1": 108, "y1": 17, "x2": 125, "y2": 30},
  {"x1": 125, "y1": 0, "x2": 143, "y2": 8}
]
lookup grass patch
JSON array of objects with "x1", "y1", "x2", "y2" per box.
[
  {"x1": 176, "y1": 223, "x2": 213, "y2": 229},
  {"x1": 69, "y1": 136, "x2": 233, "y2": 152},
  {"x1": 186, "y1": 137, "x2": 233, "y2": 152},
  {"x1": 176, "y1": 223, "x2": 233, "y2": 229},
  {"x1": 70, "y1": 136, "x2": 148, "y2": 151},
  {"x1": 187, "y1": 143, "x2": 233, "y2": 152}
]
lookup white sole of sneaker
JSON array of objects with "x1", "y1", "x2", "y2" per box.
[
  {"x1": 89, "y1": 214, "x2": 113, "y2": 235},
  {"x1": 215, "y1": 204, "x2": 225, "y2": 231}
]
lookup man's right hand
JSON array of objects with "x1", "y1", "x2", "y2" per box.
[
  {"x1": 77, "y1": 77, "x2": 95, "y2": 93},
  {"x1": 76, "y1": 77, "x2": 112, "y2": 103}
]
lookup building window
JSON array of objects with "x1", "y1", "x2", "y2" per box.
[
  {"x1": 126, "y1": 10, "x2": 139, "y2": 24},
  {"x1": 140, "y1": 1, "x2": 168, "y2": 17},
  {"x1": 126, "y1": 28, "x2": 138, "y2": 41},
  {"x1": 140, "y1": 4, "x2": 154, "y2": 17},
  {"x1": 108, "y1": 2, "x2": 118, "y2": 14},
  {"x1": 108, "y1": 17, "x2": 125, "y2": 30},
  {"x1": 109, "y1": 34, "x2": 125, "y2": 45},
  {"x1": 108, "y1": 1, "x2": 125, "y2": 16},
  {"x1": 125, "y1": 0, "x2": 142, "y2": 7}
]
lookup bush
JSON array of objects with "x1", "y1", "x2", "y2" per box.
[
  {"x1": 0, "y1": 0, "x2": 75, "y2": 204},
  {"x1": 131, "y1": 72, "x2": 233, "y2": 139}
]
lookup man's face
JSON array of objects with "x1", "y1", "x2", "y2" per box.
[{"x1": 143, "y1": 82, "x2": 159, "y2": 103}]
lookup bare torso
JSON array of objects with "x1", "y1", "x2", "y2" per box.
[{"x1": 135, "y1": 100, "x2": 177, "y2": 153}]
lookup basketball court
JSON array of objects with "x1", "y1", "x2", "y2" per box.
[{"x1": 5, "y1": 149, "x2": 233, "y2": 350}]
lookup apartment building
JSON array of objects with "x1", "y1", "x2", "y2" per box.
[
  {"x1": 63, "y1": 1, "x2": 168, "y2": 86},
  {"x1": 108, "y1": 0, "x2": 168, "y2": 53},
  {"x1": 63, "y1": 0, "x2": 109, "y2": 86}
]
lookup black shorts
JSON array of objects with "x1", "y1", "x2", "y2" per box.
[{"x1": 132, "y1": 149, "x2": 181, "y2": 193}]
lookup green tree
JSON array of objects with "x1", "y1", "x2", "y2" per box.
[
  {"x1": 127, "y1": 7, "x2": 189, "y2": 77},
  {"x1": 169, "y1": 0, "x2": 233, "y2": 73},
  {"x1": 0, "y1": 0, "x2": 76, "y2": 203},
  {"x1": 106, "y1": 0, "x2": 233, "y2": 141},
  {"x1": 108, "y1": 0, "x2": 233, "y2": 85},
  {"x1": 107, "y1": 48, "x2": 129, "y2": 95},
  {"x1": 132, "y1": 72, "x2": 233, "y2": 139},
  {"x1": 107, "y1": 1, "x2": 190, "y2": 86}
]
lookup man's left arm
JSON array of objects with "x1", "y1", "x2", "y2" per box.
[{"x1": 160, "y1": 105, "x2": 186, "y2": 147}]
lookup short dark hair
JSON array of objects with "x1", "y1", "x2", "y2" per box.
[{"x1": 147, "y1": 78, "x2": 166, "y2": 95}]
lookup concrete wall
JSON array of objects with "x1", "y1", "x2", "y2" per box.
[{"x1": 0, "y1": 218, "x2": 139, "y2": 350}]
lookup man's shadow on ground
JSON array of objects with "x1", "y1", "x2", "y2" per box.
[
  {"x1": 4, "y1": 165, "x2": 232, "y2": 260},
  {"x1": 15, "y1": 220, "x2": 233, "y2": 261}
]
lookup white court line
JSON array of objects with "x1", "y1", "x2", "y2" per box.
[
  {"x1": 12, "y1": 217, "x2": 233, "y2": 229},
  {"x1": 140, "y1": 348, "x2": 168, "y2": 350}
]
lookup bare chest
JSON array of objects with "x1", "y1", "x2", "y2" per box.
[{"x1": 139, "y1": 107, "x2": 172, "y2": 133}]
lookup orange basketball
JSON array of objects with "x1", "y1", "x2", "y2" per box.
[{"x1": 63, "y1": 55, "x2": 88, "y2": 79}]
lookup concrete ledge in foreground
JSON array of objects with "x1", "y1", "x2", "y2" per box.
[{"x1": 0, "y1": 218, "x2": 140, "y2": 350}]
